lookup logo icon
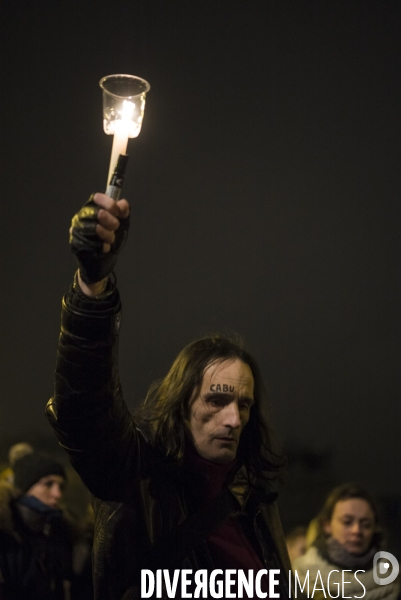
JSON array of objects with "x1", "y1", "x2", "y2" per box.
[{"x1": 373, "y1": 551, "x2": 399, "y2": 585}]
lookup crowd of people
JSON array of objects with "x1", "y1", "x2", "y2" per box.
[
  {"x1": 0, "y1": 442, "x2": 398, "y2": 599},
  {"x1": 0, "y1": 190, "x2": 398, "y2": 599}
]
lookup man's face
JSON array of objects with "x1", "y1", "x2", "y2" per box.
[
  {"x1": 187, "y1": 358, "x2": 254, "y2": 463},
  {"x1": 26, "y1": 475, "x2": 65, "y2": 510},
  {"x1": 324, "y1": 498, "x2": 375, "y2": 555}
]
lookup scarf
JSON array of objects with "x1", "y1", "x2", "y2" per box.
[{"x1": 322, "y1": 536, "x2": 376, "y2": 570}]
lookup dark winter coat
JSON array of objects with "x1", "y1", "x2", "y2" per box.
[
  {"x1": 46, "y1": 284, "x2": 291, "y2": 600},
  {"x1": 0, "y1": 482, "x2": 73, "y2": 600}
]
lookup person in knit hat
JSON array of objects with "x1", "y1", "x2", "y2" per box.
[
  {"x1": 0, "y1": 451, "x2": 74, "y2": 600},
  {"x1": 13, "y1": 451, "x2": 66, "y2": 509}
]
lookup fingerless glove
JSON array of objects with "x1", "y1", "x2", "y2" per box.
[{"x1": 69, "y1": 194, "x2": 130, "y2": 283}]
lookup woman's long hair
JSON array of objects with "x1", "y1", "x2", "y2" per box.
[{"x1": 134, "y1": 334, "x2": 285, "y2": 480}]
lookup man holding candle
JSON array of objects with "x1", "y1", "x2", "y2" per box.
[{"x1": 47, "y1": 192, "x2": 291, "y2": 600}]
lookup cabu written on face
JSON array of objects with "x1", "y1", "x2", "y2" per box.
[{"x1": 186, "y1": 359, "x2": 254, "y2": 464}]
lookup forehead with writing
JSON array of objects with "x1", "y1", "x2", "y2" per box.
[{"x1": 201, "y1": 359, "x2": 254, "y2": 399}]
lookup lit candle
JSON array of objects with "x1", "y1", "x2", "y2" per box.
[
  {"x1": 107, "y1": 99, "x2": 136, "y2": 186},
  {"x1": 100, "y1": 74, "x2": 150, "y2": 190}
]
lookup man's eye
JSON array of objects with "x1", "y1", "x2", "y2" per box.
[{"x1": 208, "y1": 398, "x2": 225, "y2": 407}]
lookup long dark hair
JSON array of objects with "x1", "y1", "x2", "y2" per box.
[{"x1": 135, "y1": 334, "x2": 285, "y2": 479}]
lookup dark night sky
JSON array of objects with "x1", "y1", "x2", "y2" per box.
[{"x1": 1, "y1": 1, "x2": 400, "y2": 498}]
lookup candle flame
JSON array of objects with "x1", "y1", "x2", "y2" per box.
[
  {"x1": 103, "y1": 97, "x2": 144, "y2": 137},
  {"x1": 120, "y1": 99, "x2": 135, "y2": 122}
]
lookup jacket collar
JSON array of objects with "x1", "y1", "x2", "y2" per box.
[{"x1": 154, "y1": 447, "x2": 278, "y2": 513}]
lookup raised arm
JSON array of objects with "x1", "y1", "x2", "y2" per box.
[{"x1": 46, "y1": 193, "x2": 149, "y2": 501}]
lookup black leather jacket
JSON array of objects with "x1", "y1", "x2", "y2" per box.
[{"x1": 46, "y1": 282, "x2": 291, "y2": 600}]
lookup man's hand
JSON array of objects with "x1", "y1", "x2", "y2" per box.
[
  {"x1": 70, "y1": 193, "x2": 130, "y2": 296},
  {"x1": 90, "y1": 193, "x2": 130, "y2": 253}
]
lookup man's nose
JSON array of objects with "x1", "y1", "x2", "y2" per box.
[
  {"x1": 51, "y1": 484, "x2": 63, "y2": 501},
  {"x1": 223, "y1": 403, "x2": 241, "y2": 429}
]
